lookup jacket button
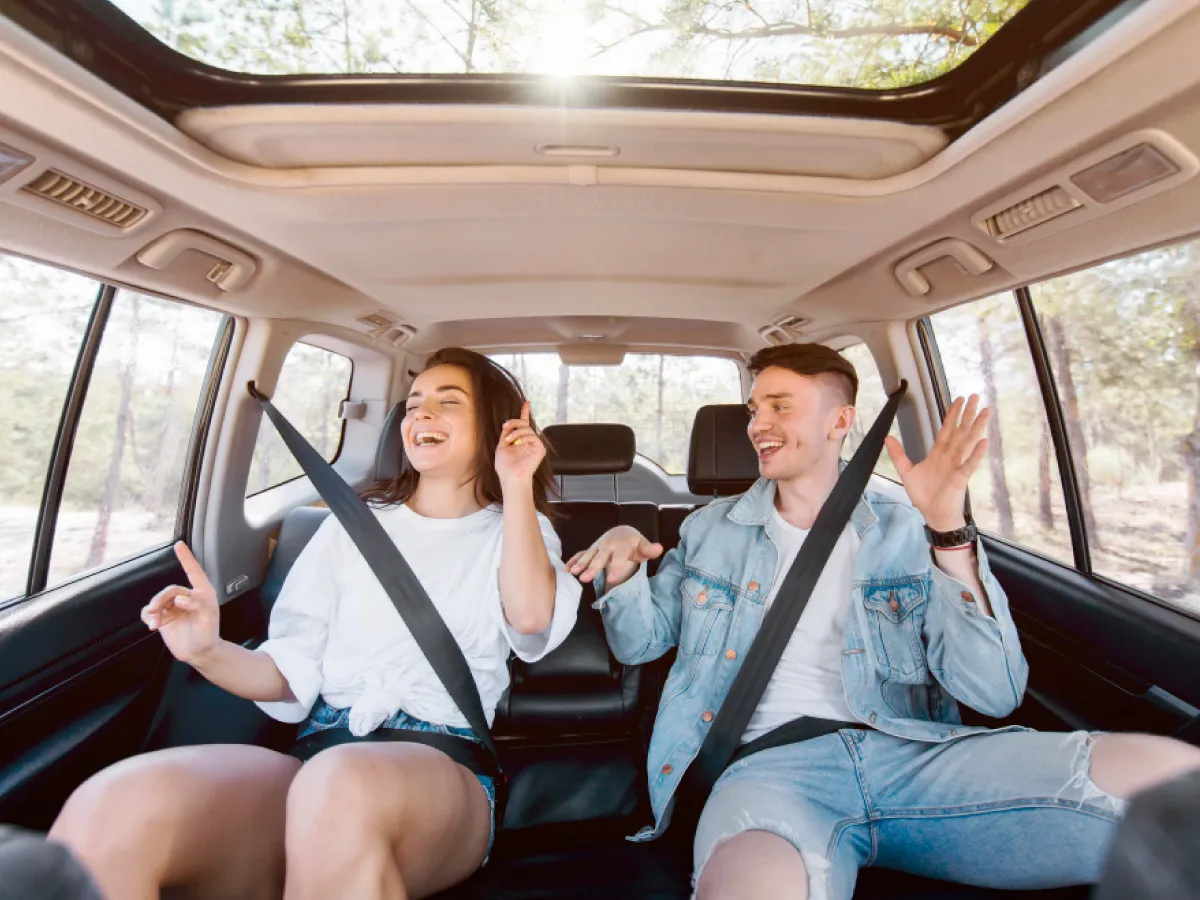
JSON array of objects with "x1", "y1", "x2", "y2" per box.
[
  {"x1": 702, "y1": 711, "x2": 714, "y2": 722},
  {"x1": 961, "y1": 591, "x2": 975, "y2": 604},
  {"x1": 725, "y1": 649, "x2": 737, "y2": 660},
  {"x1": 662, "y1": 764, "x2": 673, "y2": 775},
  {"x1": 869, "y1": 712, "x2": 878, "y2": 724},
  {"x1": 748, "y1": 581, "x2": 759, "y2": 592},
  {"x1": 888, "y1": 598, "x2": 900, "y2": 612},
  {"x1": 697, "y1": 592, "x2": 708, "y2": 605}
]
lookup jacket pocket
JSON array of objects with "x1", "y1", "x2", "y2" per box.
[
  {"x1": 679, "y1": 574, "x2": 734, "y2": 656},
  {"x1": 862, "y1": 580, "x2": 929, "y2": 685}
]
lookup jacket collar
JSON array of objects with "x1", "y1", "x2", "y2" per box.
[{"x1": 726, "y1": 463, "x2": 879, "y2": 538}]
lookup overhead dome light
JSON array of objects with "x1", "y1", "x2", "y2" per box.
[{"x1": 535, "y1": 144, "x2": 620, "y2": 159}]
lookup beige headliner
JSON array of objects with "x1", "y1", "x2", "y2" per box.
[{"x1": 1, "y1": 0, "x2": 1200, "y2": 355}]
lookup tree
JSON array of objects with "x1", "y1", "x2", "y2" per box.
[
  {"x1": 977, "y1": 313, "x2": 1014, "y2": 539},
  {"x1": 1038, "y1": 418, "x2": 1053, "y2": 529},
  {"x1": 86, "y1": 296, "x2": 142, "y2": 569},
  {"x1": 555, "y1": 363, "x2": 569, "y2": 424},
  {"x1": 1044, "y1": 314, "x2": 1099, "y2": 549}
]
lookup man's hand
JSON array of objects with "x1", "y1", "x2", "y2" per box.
[
  {"x1": 566, "y1": 525, "x2": 664, "y2": 589},
  {"x1": 885, "y1": 394, "x2": 990, "y2": 532}
]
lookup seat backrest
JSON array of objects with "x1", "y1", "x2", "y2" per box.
[{"x1": 659, "y1": 404, "x2": 760, "y2": 553}]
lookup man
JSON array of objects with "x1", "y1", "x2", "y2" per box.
[{"x1": 567, "y1": 344, "x2": 1200, "y2": 900}]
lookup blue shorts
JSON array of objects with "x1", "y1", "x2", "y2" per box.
[
  {"x1": 694, "y1": 728, "x2": 1126, "y2": 899},
  {"x1": 296, "y1": 699, "x2": 497, "y2": 860}
]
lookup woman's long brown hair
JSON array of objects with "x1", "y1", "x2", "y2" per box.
[{"x1": 361, "y1": 348, "x2": 558, "y2": 518}]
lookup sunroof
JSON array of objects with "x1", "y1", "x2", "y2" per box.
[{"x1": 109, "y1": 0, "x2": 1030, "y2": 90}]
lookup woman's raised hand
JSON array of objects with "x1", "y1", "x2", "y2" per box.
[{"x1": 141, "y1": 542, "x2": 220, "y2": 665}]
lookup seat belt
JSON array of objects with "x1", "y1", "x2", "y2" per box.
[
  {"x1": 670, "y1": 380, "x2": 907, "y2": 839},
  {"x1": 246, "y1": 383, "x2": 505, "y2": 791}
]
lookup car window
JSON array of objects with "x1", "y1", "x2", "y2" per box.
[
  {"x1": 490, "y1": 353, "x2": 742, "y2": 475},
  {"x1": 1029, "y1": 240, "x2": 1200, "y2": 615},
  {"x1": 247, "y1": 342, "x2": 353, "y2": 495},
  {"x1": 928, "y1": 293, "x2": 1071, "y2": 563},
  {"x1": 0, "y1": 255, "x2": 101, "y2": 600},
  {"x1": 48, "y1": 290, "x2": 227, "y2": 587},
  {"x1": 838, "y1": 342, "x2": 902, "y2": 482}
]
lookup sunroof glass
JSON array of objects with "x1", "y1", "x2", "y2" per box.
[{"x1": 109, "y1": 0, "x2": 1030, "y2": 89}]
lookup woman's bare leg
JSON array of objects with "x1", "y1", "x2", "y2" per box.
[
  {"x1": 284, "y1": 743, "x2": 491, "y2": 900},
  {"x1": 50, "y1": 744, "x2": 301, "y2": 900}
]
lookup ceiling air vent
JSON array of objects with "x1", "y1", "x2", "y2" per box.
[
  {"x1": 355, "y1": 311, "x2": 416, "y2": 346},
  {"x1": 22, "y1": 169, "x2": 148, "y2": 229},
  {"x1": 982, "y1": 186, "x2": 1080, "y2": 240}
]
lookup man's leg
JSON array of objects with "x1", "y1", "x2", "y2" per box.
[
  {"x1": 692, "y1": 732, "x2": 870, "y2": 900},
  {"x1": 850, "y1": 728, "x2": 1200, "y2": 889}
]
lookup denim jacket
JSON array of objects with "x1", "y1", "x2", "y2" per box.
[{"x1": 596, "y1": 476, "x2": 1029, "y2": 835}]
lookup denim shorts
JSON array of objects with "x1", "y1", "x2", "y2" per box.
[
  {"x1": 693, "y1": 728, "x2": 1126, "y2": 900},
  {"x1": 296, "y1": 699, "x2": 497, "y2": 860}
]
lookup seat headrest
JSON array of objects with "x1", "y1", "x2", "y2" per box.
[
  {"x1": 543, "y1": 423, "x2": 635, "y2": 476},
  {"x1": 374, "y1": 403, "x2": 406, "y2": 482},
  {"x1": 688, "y1": 405, "x2": 760, "y2": 496}
]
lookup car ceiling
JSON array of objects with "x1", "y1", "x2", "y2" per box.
[{"x1": 1, "y1": 0, "x2": 1200, "y2": 356}]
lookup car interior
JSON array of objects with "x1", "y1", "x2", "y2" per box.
[{"x1": 2, "y1": 0, "x2": 1200, "y2": 896}]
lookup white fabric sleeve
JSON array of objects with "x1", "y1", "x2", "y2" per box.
[
  {"x1": 255, "y1": 516, "x2": 341, "y2": 723},
  {"x1": 495, "y1": 513, "x2": 582, "y2": 663}
]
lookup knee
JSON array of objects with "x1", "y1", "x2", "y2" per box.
[
  {"x1": 1088, "y1": 733, "x2": 1200, "y2": 800},
  {"x1": 695, "y1": 831, "x2": 809, "y2": 900},
  {"x1": 51, "y1": 755, "x2": 187, "y2": 862},
  {"x1": 286, "y1": 747, "x2": 400, "y2": 850}
]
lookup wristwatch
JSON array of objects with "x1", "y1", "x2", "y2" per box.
[{"x1": 924, "y1": 519, "x2": 978, "y2": 549}]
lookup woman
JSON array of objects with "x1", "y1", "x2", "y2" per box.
[{"x1": 50, "y1": 348, "x2": 582, "y2": 900}]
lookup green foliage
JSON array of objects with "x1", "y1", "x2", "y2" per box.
[{"x1": 118, "y1": 0, "x2": 1030, "y2": 88}]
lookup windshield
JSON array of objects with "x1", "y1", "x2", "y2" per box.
[
  {"x1": 491, "y1": 353, "x2": 742, "y2": 475},
  {"x1": 110, "y1": 0, "x2": 1029, "y2": 90}
]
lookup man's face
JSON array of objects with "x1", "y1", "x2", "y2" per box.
[{"x1": 746, "y1": 366, "x2": 856, "y2": 482}]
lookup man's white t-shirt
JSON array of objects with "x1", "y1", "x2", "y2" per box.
[
  {"x1": 256, "y1": 504, "x2": 581, "y2": 736},
  {"x1": 741, "y1": 507, "x2": 860, "y2": 743}
]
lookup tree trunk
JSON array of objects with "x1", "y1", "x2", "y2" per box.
[
  {"x1": 978, "y1": 315, "x2": 1015, "y2": 539},
  {"x1": 555, "y1": 363, "x2": 569, "y2": 424},
  {"x1": 1183, "y1": 364, "x2": 1200, "y2": 588},
  {"x1": 1046, "y1": 315, "x2": 1100, "y2": 548},
  {"x1": 1038, "y1": 417, "x2": 1054, "y2": 529},
  {"x1": 87, "y1": 297, "x2": 141, "y2": 569},
  {"x1": 464, "y1": 0, "x2": 478, "y2": 73},
  {"x1": 655, "y1": 355, "x2": 665, "y2": 460}
]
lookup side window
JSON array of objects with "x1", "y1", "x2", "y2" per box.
[
  {"x1": 48, "y1": 291, "x2": 227, "y2": 586},
  {"x1": 1030, "y1": 241, "x2": 1200, "y2": 613},
  {"x1": 0, "y1": 255, "x2": 100, "y2": 600},
  {"x1": 928, "y1": 293, "x2": 1070, "y2": 564},
  {"x1": 838, "y1": 342, "x2": 902, "y2": 482},
  {"x1": 247, "y1": 342, "x2": 353, "y2": 495}
]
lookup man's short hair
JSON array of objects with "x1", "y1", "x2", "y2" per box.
[{"x1": 747, "y1": 343, "x2": 859, "y2": 407}]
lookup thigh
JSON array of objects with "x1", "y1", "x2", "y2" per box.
[
  {"x1": 694, "y1": 734, "x2": 869, "y2": 900},
  {"x1": 857, "y1": 729, "x2": 1124, "y2": 889},
  {"x1": 51, "y1": 744, "x2": 300, "y2": 900},
  {"x1": 290, "y1": 741, "x2": 493, "y2": 897}
]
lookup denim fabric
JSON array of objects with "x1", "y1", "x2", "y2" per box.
[
  {"x1": 297, "y1": 699, "x2": 497, "y2": 858},
  {"x1": 694, "y1": 728, "x2": 1124, "y2": 898},
  {"x1": 596, "y1": 476, "x2": 1030, "y2": 835}
]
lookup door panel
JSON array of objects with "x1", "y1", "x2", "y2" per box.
[
  {"x1": 0, "y1": 547, "x2": 182, "y2": 827},
  {"x1": 983, "y1": 537, "x2": 1200, "y2": 740}
]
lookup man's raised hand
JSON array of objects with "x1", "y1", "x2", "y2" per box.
[
  {"x1": 566, "y1": 526, "x2": 664, "y2": 589},
  {"x1": 884, "y1": 394, "x2": 990, "y2": 532},
  {"x1": 141, "y1": 542, "x2": 220, "y2": 665}
]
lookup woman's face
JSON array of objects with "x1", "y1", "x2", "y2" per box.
[{"x1": 402, "y1": 364, "x2": 479, "y2": 478}]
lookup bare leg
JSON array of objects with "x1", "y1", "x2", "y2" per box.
[
  {"x1": 1087, "y1": 733, "x2": 1200, "y2": 799},
  {"x1": 283, "y1": 742, "x2": 490, "y2": 900},
  {"x1": 695, "y1": 831, "x2": 808, "y2": 900},
  {"x1": 50, "y1": 745, "x2": 300, "y2": 900}
]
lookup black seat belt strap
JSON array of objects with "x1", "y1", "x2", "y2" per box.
[
  {"x1": 247, "y1": 383, "x2": 502, "y2": 772},
  {"x1": 671, "y1": 380, "x2": 907, "y2": 837}
]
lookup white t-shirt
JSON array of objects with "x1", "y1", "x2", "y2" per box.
[
  {"x1": 741, "y1": 507, "x2": 860, "y2": 743},
  {"x1": 256, "y1": 504, "x2": 581, "y2": 736}
]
